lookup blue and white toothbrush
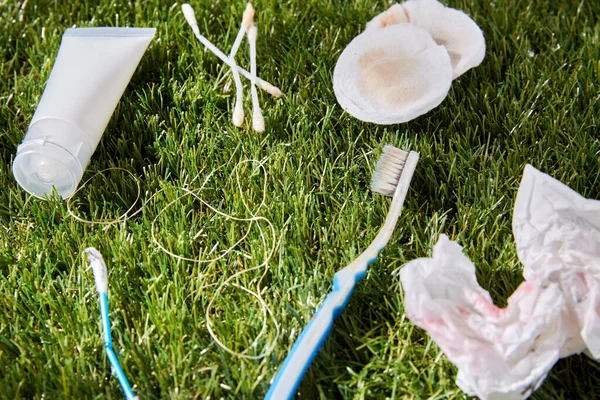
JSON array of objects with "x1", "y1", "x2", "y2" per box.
[
  {"x1": 265, "y1": 145, "x2": 419, "y2": 400},
  {"x1": 85, "y1": 248, "x2": 138, "y2": 400}
]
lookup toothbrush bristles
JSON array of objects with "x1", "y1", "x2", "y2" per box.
[{"x1": 370, "y1": 145, "x2": 409, "y2": 197}]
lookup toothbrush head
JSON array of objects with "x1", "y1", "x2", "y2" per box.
[{"x1": 370, "y1": 144, "x2": 409, "y2": 197}]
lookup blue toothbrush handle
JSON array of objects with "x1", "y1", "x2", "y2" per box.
[
  {"x1": 265, "y1": 283, "x2": 356, "y2": 400},
  {"x1": 265, "y1": 150, "x2": 418, "y2": 400}
]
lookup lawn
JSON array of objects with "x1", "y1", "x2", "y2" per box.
[{"x1": 1, "y1": 0, "x2": 599, "y2": 398}]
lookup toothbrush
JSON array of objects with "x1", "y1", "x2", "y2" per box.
[
  {"x1": 265, "y1": 145, "x2": 419, "y2": 400},
  {"x1": 85, "y1": 248, "x2": 138, "y2": 400}
]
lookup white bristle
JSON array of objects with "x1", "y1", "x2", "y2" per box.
[
  {"x1": 370, "y1": 145, "x2": 409, "y2": 196},
  {"x1": 84, "y1": 247, "x2": 108, "y2": 293}
]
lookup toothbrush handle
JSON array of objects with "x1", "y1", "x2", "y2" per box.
[{"x1": 265, "y1": 286, "x2": 354, "y2": 400}]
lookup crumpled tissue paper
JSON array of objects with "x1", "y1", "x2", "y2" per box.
[{"x1": 400, "y1": 165, "x2": 600, "y2": 399}]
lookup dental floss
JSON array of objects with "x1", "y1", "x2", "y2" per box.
[
  {"x1": 151, "y1": 159, "x2": 280, "y2": 359},
  {"x1": 66, "y1": 167, "x2": 141, "y2": 230}
]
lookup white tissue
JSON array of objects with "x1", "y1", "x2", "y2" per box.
[
  {"x1": 513, "y1": 165, "x2": 600, "y2": 359},
  {"x1": 400, "y1": 165, "x2": 600, "y2": 399}
]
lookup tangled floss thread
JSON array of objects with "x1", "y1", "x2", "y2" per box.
[
  {"x1": 67, "y1": 167, "x2": 142, "y2": 230},
  {"x1": 151, "y1": 159, "x2": 280, "y2": 359}
]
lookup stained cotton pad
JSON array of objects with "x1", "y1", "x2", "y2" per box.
[
  {"x1": 366, "y1": 0, "x2": 485, "y2": 79},
  {"x1": 365, "y1": 3, "x2": 409, "y2": 29},
  {"x1": 333, "y1": 23, "x2": 452, "y2": 124}
]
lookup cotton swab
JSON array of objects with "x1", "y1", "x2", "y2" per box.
[
  {"x1": 227, "y1": 3, "x2": 256, "y2": 126},
  {"x1": 247, "y1": 23, "x2": 265, "y2": 132},
  {"x1": 224, "y1": 3, "x2": 255, "y2": 93},
  {"x1": 230, "y1": 3, "x2": 256, "y2": 126},
  {"x1": 181, "y1": 3, "x2": 283, "y2": 98},
  {"x1": 231, "y1": 3, "x2": 255, "y2": 59},
  {"x1": 181, "y1": 4, "x2": 244, "y2": 125},
  {"x1": 85, "y1": 248, "x2": 138, "y2": 400}
]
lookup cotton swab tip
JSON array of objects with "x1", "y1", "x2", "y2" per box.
[
  {"x1": 252, "y1": 110, "x2": 265, "y2": 132},
  {"x1": 242, "y1": 3, "x2": 255, "y2": 30},
  {"x1": 233, "y1": 103, "x2": 245, "y2": 127},
  {"x1": 84, "y1": 247, "x2": 108, "y2": 293},
  {"x1": 259, "y1": 81, "x2": 283, "y2": 98},
  {"x1": 247, "y1": 23, "x2": 257, "y2": 41},
  {"x1": 182, "y1": 4, "x2": 199, "y2": 28}
]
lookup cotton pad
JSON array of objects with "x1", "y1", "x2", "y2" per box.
[
  {"x1": 366, "y1": 0, "x2": 485, "y2": 79},
  {"x1": 365, "y1": 3, "x2": 410, "y2": 30},
  {"x1": 333, "y1": 23, "x2": 452, "y2": 124}
]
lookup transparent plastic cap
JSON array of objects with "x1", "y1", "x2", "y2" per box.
[
  {"x1": 12, "y1": 118, "x2": 92, "y2": 199},
  {"x1": 13, "y1": 140, "x2": 83, "y2": 199}
]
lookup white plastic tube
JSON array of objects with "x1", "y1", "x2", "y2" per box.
[{"x1": 12, "y1": 27, "x2": 156, "y2": 199}]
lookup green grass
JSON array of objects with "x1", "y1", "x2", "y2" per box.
[{"x1": 1, "y1": 0, "x2": 600, "y2": 398}]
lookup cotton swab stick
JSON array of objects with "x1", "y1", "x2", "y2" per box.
[
  {"x1": 231, "y1": 75, "x2": 245, "y2": 126},
  {"x1": 231, "y1": 3, "x2": 255, "y2": 58},
  {"x1": 85, "y1": 248, "x2": 138, "y2": 400},
  {"x1": 181, "y1": 3, "x2": 283, "y2": 98},
  {"x1": 224, "y1": 3, "x2": 255, "y2": 93},
  {"x1": 229, "y1": 3, "x2": 256, "y2": 126},
  {"x1": 247, "y1": 23, "x2": 265, "y2": 132}
]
